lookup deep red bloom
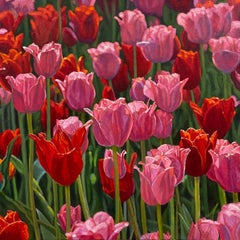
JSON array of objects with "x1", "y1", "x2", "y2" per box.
[
  {"x1": 0, "y1": 10, "x2": 23, "y2": 33},
  {"x1": 172, "y1": 49, "x2": 201, "y2": 90},
  {"x1": 102, "y1": 85, "x2": 116, "y2": 101},
  {"x1": 182, "y1": 85, "x2": 201, "y2": 104},
  {"x1": 98, "y1": 151, "x2": 136, "y2": 202},
  {"x1": 180, "y1": 30, "x2": 199, "y2": 51},
  {"x1": 68, "y1": 5, "x2": 102, "y2": 43},
  {"x1": 30, "y1": 127, "x2": 86, "y2": 186},
  {"x1": 165, "y1": 0, "x2": 194, "y2": 12},
  {"x1": 179, "y1": 128, "x2": 217, "y2": 177},
  {"x1": 0, "y1": 211, "x2": 29, "y2": 240},
  {"x1": 189, "y1": 97, "x2": 236, "y2": 138},
  {"x1": 121, "y1": 43, "x2": 152, "y2": 78}
]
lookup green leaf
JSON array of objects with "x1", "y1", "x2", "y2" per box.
[{"x1": 34, "y1": 160, "x2": 46, "y2": 183}]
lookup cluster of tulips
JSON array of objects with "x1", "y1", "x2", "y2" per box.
[{"x1": 0, "y1": 0, "x2": 240, "y2": 239}]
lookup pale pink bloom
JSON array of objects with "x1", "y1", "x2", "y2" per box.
[
  {"x1": 57, "y1": 204, "x2": 81, "y2": 233},
  {"x1": 207, "y1": 139, "x2": 240, "y2": 193},
  {"x1": 153, "y1": 109, "x2": 173, "y2": 139},
  {"x1": 130, "y1": 0, "x2": 165, "y2": 18},
  {"x1": 141, "y1": 231, "x2": 171, "y2": 240},
  {"x1": 177, "y1": 7, "x2": 212, "y2": 44},
  {"x1": 128, "y1": 101, "x2": 156, "y2": 142},
  {"x1": 129, "y1": 77, "x2": 148, "y2": 102},
  {"x1": 85, "y1": 98, "x2": 133, "y2": 147},
  {"x1": 143, "y1": 71, "x2": 187, "y2": 112},
  {"x1": 137, "y1": 25, "x2": 176, "y2": 63},
  {"x1": 7, "y1": 73, "x2": 46, "y2": 113},
  {"x1": 56, "y1": 72, "x2": 95, "y2": 111},
  {"x1": 217, "y1": 202, "x2": 240, "y2": 240},
  {"x1": 188, "y1": 218, "x2": 221, "y2": 240},
  {"x1": 115, "y1": 9, "x2": 147, "y2": 46},
  {"x1": 73, "y1": 0, "x2": 96, "y2": 6},
  {"x1": 24, "y1": 41, "x2": 62, "y2": 78},
  {"x1": 12, "y1": 0, "x2": 34, "y2": 14},
  {"x1": 66, "y1": 211, "x2": 129, "y2": 240},
  {"x1": 209, "y1": 36, "x2": 240, "y2": 73},
  {"x1": 88, "y1": 42, "x2": 121, "y2": 80},
  {"x1": 227, "y1": 21, "x2": 240, "y2": 38},
  {"x1": 0, "y1": 87, "x2": 11, "y2": 105},
  {"x1": 53, "y1": 116, "x2": 92, "y2": 153}
]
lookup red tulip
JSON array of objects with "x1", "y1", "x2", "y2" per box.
[
  {"x1": 0, "y1": 10, "x2": 23, "y2": 33},
  {"x1": 165, "y1": 0, "x2": 193, "y2": 13}
]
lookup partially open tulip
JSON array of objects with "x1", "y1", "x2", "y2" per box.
[
  {"x1": 88, "y1": 42, "x2": 121, "y2": 80},
  {"x1": 29, "y1": 127, "x2": 86, "y2": 186},
  {"x1": 130, "y1": 77, "x2": 148, "y2": 101},
  {"x1": 0, "y1": 10, "x2": 23, "y2": 33},
  {"x1": 115, "y1": 9, "x2": 147, "y2": 46},
  {"x1": 24, "y1": 41, "x2": 62, "y2": 78},
  {"x1": 56, "y1": 71, "x2": 95, "y2": 111},
  {"x1": 143, "y1": 71, "x2": 187, "y2": 112},
  {"x1": 179, "y1": 128, "x2": 217, "y2": 177},
  {"x1": 85, "y1": 98, "x2": 133, "y2": 147},
  {"x1": 7, "y1": 73, "x2": 46, "y2": 113},
  {"x1": 189, "y1": 96, "x2": 236, "y2": 138},
  {"x1": 98, "y1": 149, "x2": 136, "y2": 202},
  {"x1": 137, "y1": 25, "x2": 176, "y2": 63}
]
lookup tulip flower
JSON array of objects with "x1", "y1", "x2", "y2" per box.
[
  {"x1": 7, "y1": 73, "x2": 46, "y2": 114},
  {"x1": 137, "y1": 25, "x2": 176, "y2": 63},
  {"x1": 0, "y1": 87, "x2": 11, "y2": 104},
  {"x1": 180, "y1": 30, "x2": 199, "y2": 51},
  {"x1": 11, "y1": 0, "x2": 34, "y2": 14},
  {"x1": 115, "y1": 9, "x2": 147, "y2": 46},
  {"x1": 231, "y1": 64, "x2": 240, "y2": 90},
  {"x1": 227, "y1": 21, "x2": 240, "y2": 39},
  {"x1": 29, "y1": 126, "x2": 86, "y2": 186},
  {"x1": 98, "y1": 149, "x2": 137, "y2": 202},
  {"x1": 56, "y1": 71, "x2": 96, "y2": 111},
  {"x1": 209, "y1": 36, "x2": 240, "y2": 73},
  {"x1": 143, "y1": 71, "x2": 188, "y2": 112},
  {"x1": 0, "y1": 211, "x2": 29, "y2": 240},
  {"x1": 183, "y1": 85, "x2": 201, "y2": 104},
  {"x1": 66, "y1": 211, "x2": 129, "y2": 239},
  {"x1": 0, "y1": 10, "x2": 23, "y2": 33},
  {"x1": 130, "y1": 77, "x2": 148, "y2": 102},
  {"x1": 228, "y1": 0, "x2": 240, "y2": 21},
  {"x1": 179, "y1": 128, "x2": 217, "y2": 177},
  {"x1": 207, "y1": 139, "x2": 240, "y2": 193},
  {"x1": 101, "y1": 85, "x2": 116, "y2": 101},
  {"x1": 165, "y1": 0, "x2": 193, "y2": 13},
  {"x1": 128, "y1": 101, "x2": 156, "y2": 142},
  {"x1": 85, "y1": 98, "x2": 133, "y2": 147},
  {"x1": 88, "y1": 42, "x2": 121, "y2": 80},
  {"x1": 141, "y1": 231, "x2": 171, "y2": 240},
  {"x1": 189, "y1": 96, "x2": 236, "y2": 138},
  {"x1": 24, "y1": 41, "x2": 62, "y2": 78}
]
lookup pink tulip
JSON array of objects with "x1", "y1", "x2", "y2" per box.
[
  {"x1": 141, "y1": 231, "x2": 171, "y2": 240},
  {"x1": 85, "y1": 98, "x2": 133, "y2": 147},
  {"x1": 207, "y1": 139, "x2": 240, "y2": 193},
  {"x1": 209, "y1": 36, "x2": 240, "y2": 73},
  {"x1": 153, "y1": 109, "x2": 173, "y2": 139},
  {"x1": 53, "y1": 116, "x2": 92, "y2": 153},
  {"x1": 188, "y1": 218, "x2": 221, "y2": 240},
  {"x1": 128, "y1": 101, "x2": 156, "y2": 142},
  {"x1": 88, "y1": 42, "x2": 121, "y2": 80},
  {"x1": 0, "y1": 87, "x2": 11, "y2": 105},
  {"x1": 66, "y1": 211, "x2": 129, "y2": 239},
  {"x1": 217, "y1": 202, "x2": 240, "y2": 240},
  {"x1": 115, "y1": 9, "x2": 147, "y2": 46},
  {"x1": 130, "y1": 0, "x2": 165, "y2": 18},
  {"x1": 57, "y1": 204, "x2": 81, "y2": 233},
  {"x1": 56, "y1": 71, "x2": 95, "y2": 111},
  {"x1": 23, "y1": 41, "x2": 62, "y2": 78},
  {"x1": 143, "y1": 71, "x2": 187, "y2": 112},
  {"x1": 177, "y1": 7, "x2": 212, "y2": 44},
  {"x1": 137, "y1": 25, "x2": 176, "y2": 63},
  {"x1": 7, "y1": 73, "x2": 46, "y2": 113},
  {"x1": 227, "y1": 21, "x2": 240, "y2": 38},
  {"x1": 129, "y1": 77, "x2": 148, "y2": 101},
  {"x1": 11, "y1": 0, "x2": 35, "y2": 14}
]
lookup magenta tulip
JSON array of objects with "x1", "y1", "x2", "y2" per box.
[
  {"x1": 141, "y1": 231, "x2": 171, "y2": 240},
  {"x1": 143, "y1": 71, "x2": 187, "y2": 112},
  {"x1": 56, "y1": 71, "x2": 95, "y2": 111},
  {"x1": 7, "y1": 73, "x2": 46, "y2": 113},
  {"x1": 130, "y1": 77, "x2": 148, "y2": 101},
  {"x1": 128, "y1": 101, "x2": 156, "y2": 142},
  {"x1": 227, "y1": 21, "x2": 240, "y2": 38},
  {"x1": 85, "y1": 98, "x2": 133, "y2": 147},
  {"x1": 23, "y1": 41, "x2": 62, "y2": 78},
  {"x1": 115, "y1": 9, "x2": 147, "y2": 46},
  {"x1": 88, "y1": 42, "x2": 121, "y2": 80},
  {"x1": 137, "y1": 25, "x2": 176, "y2": 63}
]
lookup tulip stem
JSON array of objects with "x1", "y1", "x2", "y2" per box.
[
  {"x1": 156, "y1": 63, "x2": 161, "y2": 74},
  {"x1": 65, "y1": 185, "x2": 71, "y2": 233},
  {"x1": 156, "y1": 204, "x2": 163, "y2": 240},
  {"x1": 232, "y1": 192, "x2": 239, "y2": 203},
  {"x1": 46, "y1": 78, "x2": 51, "y2": 140},
  {"x1": 27, "y1": 113, "x2": 41, "y2": 240},
  {"x1": 218, "y1": 185, "x2": 227, "y2": 207},
  {"x1": 133, "y1": 45, "x2": 138, "y2": 79},
  {"x1": 77, "y1": 175, "x2": 90, "y2": 219},
  {"x1": 113, "y1": 145, "x2": 121, "y2": 223},
  {"x1": 194, "y1": 176, "x2": 201, "y2": 222},
  {"x1": 170, "y1": 197, "x2": 175, "y2": 239}
]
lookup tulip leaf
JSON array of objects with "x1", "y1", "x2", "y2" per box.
[
  {"x1": 179, "y1": 203, "x2": 193, "y2": 239},
  {"x1": 34, "y1": 159, "x2": 46, "y2": 183}
]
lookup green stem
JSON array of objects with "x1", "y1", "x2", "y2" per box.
[
  {"x1": 218, "y1": 185, "x2": 227, "y2": 206},
  {"x1": 232, "y1": 192, "x2": 239, "y2": 203},
  {"x1": 46, "y1": 78, "x2": 51, "y2": 140},
  {"x1": 156, "y1": 63, "x2": 161, "y2": 74},
  {"x1": 194, "y1": 176, "x2": 201, "y2": 222},
  {"x1": 27, "y1": 113, "x2": 41, "y2": 240},
  {"x1": 77, "y1": 175, "x2": 90, "y2": 219},
  {"x1": 127, "y1": 199, "x2": 140, "y2": 240},
  {"x1": 12, "y1": 176, "x2": 18, "y2": 201},
  {"x1": 1, "y1": 102, "x2": 6, "y2": 131},
  {"x1": 175, "y1": 187, "x2": 181, "y2": 240},
  {"x1": 133, "y1": 45, "x2": 138, "y2": 79},
  {"x1": 156, "y1": 204, "x2": 163, "y2": 240},
  {"x1": 23, "y1": 15, "x2": 30, "y2": 45},
  {"x1": 113, "y1": 145, "x2": 121, "y2": 223},
  {"x1": 65, "y1": 185, "x2": 71, "y2": 233},
  {"x1": 170, "y1": 197, "x2": 175, "y2": 239}
]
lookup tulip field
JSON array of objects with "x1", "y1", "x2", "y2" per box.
[{"x1": 0, "y1": 0, "x2": 240, "y2": 239}]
